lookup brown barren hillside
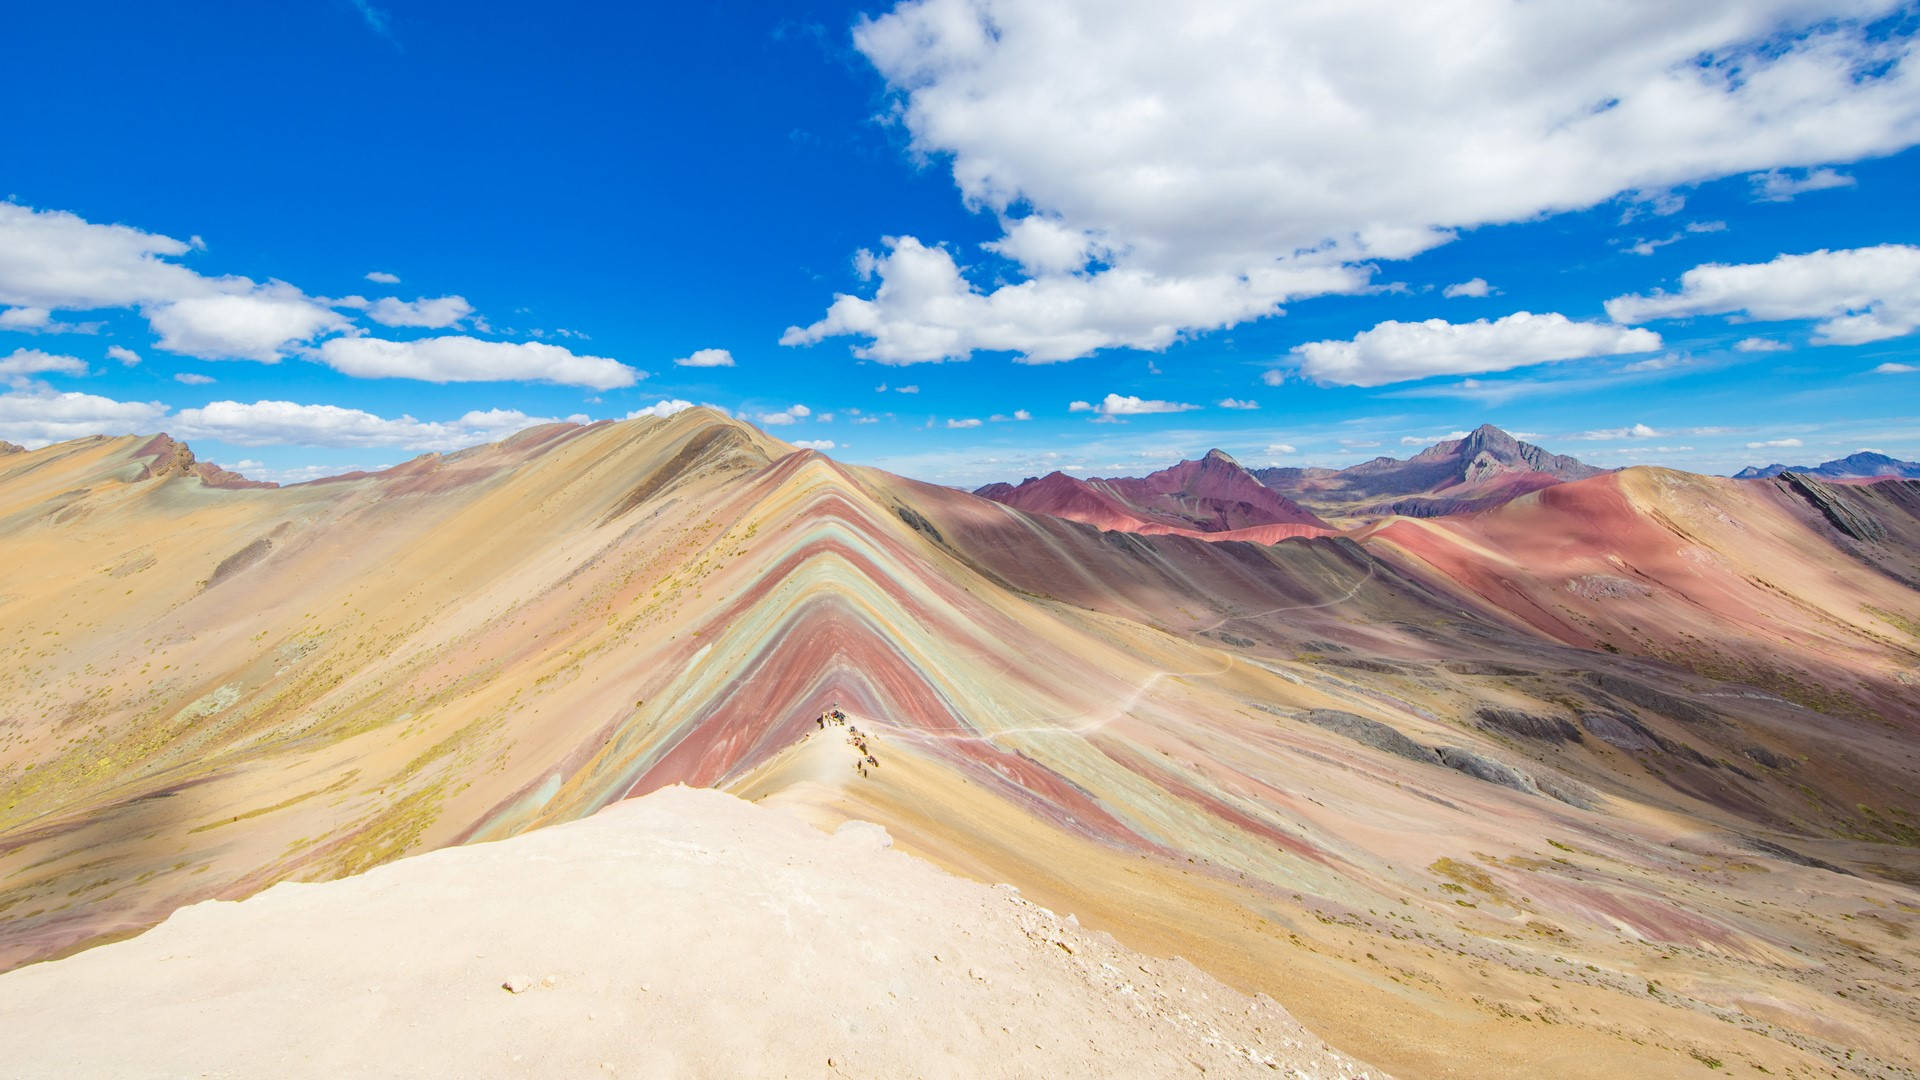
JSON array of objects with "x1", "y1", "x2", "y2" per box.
[{"x1": 2, "y1": 411, "x2": 1919, "y2": 1078}]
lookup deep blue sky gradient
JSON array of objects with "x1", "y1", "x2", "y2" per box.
[{"x1": 2, "y1": 1, "x2": 1916, "y2": 483}]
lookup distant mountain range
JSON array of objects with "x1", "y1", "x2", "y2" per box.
[
  {"x1": 976, "y1": 424, "x2": 1608, "y2": 532},
  {"x1": 1251, "y1": 424, "x2": 1605, "y2": 519},
  {"x1": 1734, "y1": 451, "x2": 1920, "y2": 481},
  {"x1": 974, "y1": 448, "x2": 1332, "y2": 540}
]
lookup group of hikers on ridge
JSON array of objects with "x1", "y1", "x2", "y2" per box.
[{"x1": 817, "y1": 703, "x2": 880, "y2": 777}]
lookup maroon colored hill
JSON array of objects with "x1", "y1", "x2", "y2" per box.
[{"x1": 976, "y1": 449, "x2": 1330, "y2": 535}]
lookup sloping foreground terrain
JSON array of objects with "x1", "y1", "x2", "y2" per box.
[
  {"x1": 0, "y1": 785, "x2": 1372, "y2": 1078},
  {"x1": 2, "y1": 410, "x2": 1919, "y2": 1077}
]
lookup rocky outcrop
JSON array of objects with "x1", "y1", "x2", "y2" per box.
[
  {"x1": 1475, "y1": 706, "x2": 1582, "y2": 743},
  {"x1": 0, "y1": 440, "x2": 23, "y2": 455},
  {"x1": 1436, "y1": 746, "x2": 1539, "y2": 794},
  {"x1": 1778, "y1": 472, "x2": 1888, "y2": 542},
  {"x1": 1300, "y1": 708, "x2": 1441, "y2": 764}
]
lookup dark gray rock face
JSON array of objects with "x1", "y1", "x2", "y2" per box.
[
  {"x1": 1778, "y1": 472, "x2": 1888, "y2": 542},
  {"x1": 1580, "y1": 712, "x2": 1659, "y2": 751},
  {"x1": 1585, "y1": 673, "x2": 1720, "y2": 726},
  {"x1": 1475, "y1": 706, "x2": 1582, "y2": 743},
  {"x1": 1436, "y1": 746, "x2": 1539, "y2": 794},
  {"x1": 1300, "y1": 709, "x2": 1441, "y2": 764}
]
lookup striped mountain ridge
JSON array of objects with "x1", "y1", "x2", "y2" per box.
[{"x1": 2, "y1": 410, "x2": 1919, "y2": 1077}]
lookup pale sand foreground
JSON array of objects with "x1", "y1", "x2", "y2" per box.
[{"x1": 0, "y1": 786, "x2": 1380, "y2": 1079}]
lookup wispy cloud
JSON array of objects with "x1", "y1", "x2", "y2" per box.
[{"x1": 350, "y1": 0, "x2": 399, "y2": 46}]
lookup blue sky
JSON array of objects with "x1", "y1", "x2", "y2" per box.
[{"x1": 1, "y1": 0, "x2": 1917, "y2": 485}]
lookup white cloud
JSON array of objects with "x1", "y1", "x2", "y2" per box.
[
  {"x1": 988, "y1": 409, "x2": 1033, "y2": 421},
  {"x1": 0, "y1": 388, "x2": 168, "y2": 447},
  {"x1": 1734, "y1": 336, "x2": 1791, "y2": 352},
  {"x1": 1401, "y1": 430, "x2": 1471, "y2": 446},
  {"x1": 0, "y1": 348, "x2": 88, "y2": 380},
  {"x1": 946, "y1": 417, "x2": 983, "y2": 428},
  {"x1": 1266, "y1": 442, "x2": 1297, "y2": 454},
  {"x1": 754, "y1": 404, "x2": 812, "y2": 426},
  {"x1": 0, "y1": 306, "x2": 49, "y2": 329},
  {"x1": 173, "y1": 372, "x2": 215, "y2": 385},
  {"x1": 1579, "y1": 423, "x2": 1661, "y2": 440},
  {"x1": 1751, "y1": 167, "x2": 1857, "y2": 202},
  {"x1": 1607, "y1": 244, "x2": 1920, "y2": 345},
  {"x1": 626, "y1": 399, "x2": 704, "y2": 419},
  {"x1": 782, "y1": 235, "x2": 1368, "y2": 364},
  {"x1": 1874, "y1": 362, "x2": 1916, "y2": 373},
  {"x1": 171, "y1": 400, "x2": 566, "y2": 450},
  {"x1": 0, "y1": 201, "x2": 209, "y2": 312},
  {"x1": 364, "y1": 271, "x2": 401, "y2": 285},
  {"x1": 673, "y1": 347, "x2": 735, "y2": 368},
  {"x1": 106, "y1": 345, "x2": 140, "y2": 366},
  {"x1": 793, "y1": 0, "x2": 1920, "y2": 362},
  {"x1": 792, "y1": 438, "x2": 837, "y2": 450},
  {"x1": 1068, "y1": 393, "x2": 1200, "y2": 420},
  {"x1": 147, "y1": 285, "x2": 349, "y2": 362},
  {"x1": 895, "y1": 384, "x2": 918, "y2": 394},
  {"x1": 1746, "y1": 437, "x2": 1804, "y2": 449},
  {"x1": 1288, "y1": 312, "x2": 1661, "y2": 386},
  {"x1": 363, "y1": 294, "x2": 474, "y2": 329},
  {"x1": 1217, "y1": 397, "x2": 1259, "y2": 410},
  {"x1": 1622, "y1": 353, "x2": 1684, "y2": 372},
  {"x1": 317, "y1": 335, "x2": 641, "y2": 389},
  {"x1": 1442, "y1": 278, "x2": 1493, "y2": 299},
  {"x1": 981, "y1": 217, "x2": 1112, "y2": 276}
]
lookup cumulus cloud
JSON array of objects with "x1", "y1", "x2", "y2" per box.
[
  {"x1": 754, "y1": 404, "x2": 812, "y2": 426},
  {"x1": 364, "y1": 271, "x2": 401, "y2": 285},
  {"x1": 946, "y1": 417, "x2": 982, "y2": 428},
  {"x1": 673, "y1": 347, "x2": 735, "y2": 368},
  {"x1": 988, "y1": 409, "x2": 1033, "y2": 421},
  {"x1": 0, "y1": 388, "x2": 168, "y2": 447},
  {"x1": 1746, "y1": 437, "x2": 1805, "y2": 449},
  {"x1": 1266, "y1": 442, "x2": 1298, "y2": 454},
  {"x1": 0, "y1": 203, "x2": 352, "y2": 362},
  {"x1": 1750, "y1": 167, "x2": 1857, "y2": 202},
  {"x1": 171, "y1": 400, "x2": 569, "y2": 450},
  {"x1": 172, "y1": 372, "x2": 215, "y2": 385},
  {"x1": 788, "y1": 0, "x2": 1920, "y2": 362},
  {"x1": 1068, "y1": 393, "x2": 1199, "y2": 420},
  {"x1": 317, "y1": 335, "x2": 641, "y2": 389},
  {"x1": 1607, "y1": 245, "x2": 1920, "y2": 345},
  {"x1": 363, "y1": 295, "x2": 474, "y2": 329},
  {"x1": 1217, "y1": 397, "x2": 1259, "y2": 410},
  {"x1": 1442, "y1": 278, "x2": 1493, "y2": 299},
  {"x1": 147, "y1": 285, "x2": 350, "y2": 362},
  {"x1": 783, "y1": 235, "x2": 1366, "y2": 364},
  {"x1": 0, "y1": 348, "x2": 89, "y2": 381},
  {"x1": 0, "y1": 307, "x2": 50, "y2": 330},
  {"x1": 1286, "y1": 312, "x2": 1661, "y2": 386},
  {"x1": 106, "y1": 345, "x2": 140, "y2": 366},
  {"x1": 1734, "y1": 336, "x2": 1791, "y2": 352},
  {"x1": 626, "y1": 399, "x2": 706, "y2": 419},
  {"x1": 792, "y1": 438, "x2": 837, "y2": 450}
]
